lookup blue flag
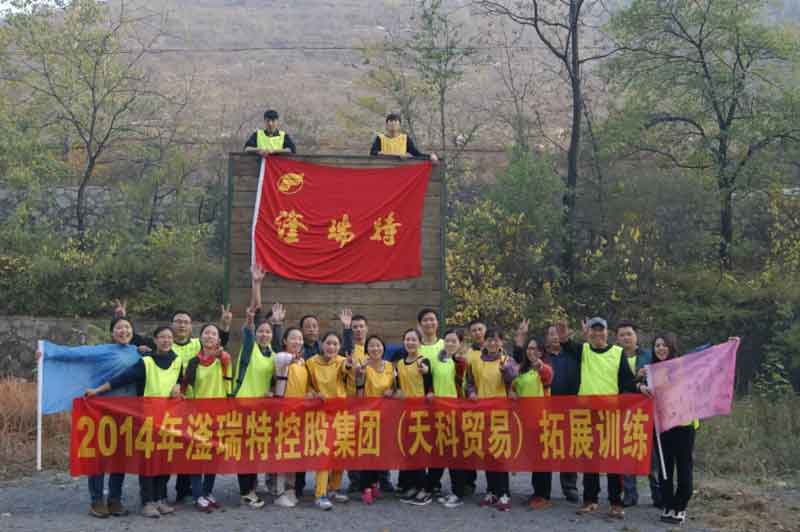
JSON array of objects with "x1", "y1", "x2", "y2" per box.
[{"x1": 40, "y1": 341, "x2": 141, "y2": 414}]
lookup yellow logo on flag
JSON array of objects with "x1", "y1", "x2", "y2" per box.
[{"x1": 277, "y1": 173, "x2": 304, "y2": 195}]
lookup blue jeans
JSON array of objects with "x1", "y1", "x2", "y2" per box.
[
  {"x1": 190, "y1": 474, "x2": 216, "y2": 499},
  {"x1": 87, "y1": 473, "x2": 125, "y2": 502}
]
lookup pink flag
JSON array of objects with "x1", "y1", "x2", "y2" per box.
[{"x1": 646, "y1": 339, "x2": 739, "y2": 433}]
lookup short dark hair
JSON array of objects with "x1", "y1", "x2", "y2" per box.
[
  {"x1": 444, "y1": 328, "x2": 464, "y2": 342},
  {"x1": 365, "y1": 334, "x2": 386, "y2": 353},
  {"x1": 351, "y1": 314, "x2": 368, "y2": 324},
  {"x1": 109, "y1": 317, "x2": 133, "y2": 333},
  {"x1": 171, "y1": 310, "x2": 192, "y2": 321},
  {"x1": 320, "y1": 331, "x2": 342, "y2": 345},
  {"x1": 402, "y1": 328, "x2": 423, "y2": 342},
  {"x1": 484, "y1": 328, "x2": 504, "y2": 340},
  {"x1": 386, "y1": 113, "x2": 401, "y2": 123},
  {"x1": 616, "y1": 320, "x2": 637, "y2": 332},
  {"x1": 152, "y1": 325, "x2": 174, "y2": 338},
  {"x1": 417, "y1": 308, "x2": 438, "y2": 323},
  {"x1": 281, "y1": 326, "x2": 303, "y2": 349},
  {"x1": 299, "y1": 314, "x2": 319, "y2": 328},
  {"x1": 467, "y1": 318, "x2": 486, "y2": 329},
  {"x1": 264, "y1": 109, "x2": 279, "y2": 120},
  {"x1": 519, "y1": 335, "x2": 545, "y2": 373}
]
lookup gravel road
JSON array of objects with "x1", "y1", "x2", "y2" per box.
[{"x1": 0, "y1": 470, "x2": 711, "y2": 532}]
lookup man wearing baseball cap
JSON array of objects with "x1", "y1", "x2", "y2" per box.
[
  {"x1": 556, "y1": 316, "x2": 637, "y2": 519},
  {"x1": 244, "y1": 109, "x2": 297, "y2": 157}
]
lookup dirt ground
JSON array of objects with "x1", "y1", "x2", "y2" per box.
[{"x1": 1, "y1": 471, "x2": 797, "y2": 532}]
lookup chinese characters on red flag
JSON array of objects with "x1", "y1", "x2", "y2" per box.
[
  {"x1": 71, "y1": 395, "x2": 653, "y2": 475},
  {"x1": 251, "y1": 158, "x2": 432, "y2": 283}
]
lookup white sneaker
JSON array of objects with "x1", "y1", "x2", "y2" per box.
[
  {"x1": 660, "y1": 509, "x2": 675, "y2": 522},
  {"x1": 241, "y1": 491, "x2": 265, "y2": 509},
  {"x1": 400, "y1": 488, "x2": 418, "y2": 503},
  {"x1": 674, "y1": 510, "x2": 686, "y2": 524},
  {"x1": 315, "y1": 496, "x2": 333, "y2": 511},
  {"x1": 436, "y1": 494, "x2": 448, "y2": 505},
  {"x1": 443, "y1": 494, "x2": 463, "y2": 508},
  {"x1": 331, "y1": 491, "x2": 350, "y2": 503},
  {"x1": 274, "y1": 492, "x2": 296, "y2": 508},
  {"x1": 288, "y1": 491, "x2": 299, "y2": 505}
]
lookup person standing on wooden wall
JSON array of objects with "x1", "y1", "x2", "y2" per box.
[{"x1": 244, "y1": 109, "x2": 297, "y2": 156}]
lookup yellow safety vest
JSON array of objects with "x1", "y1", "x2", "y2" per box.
[
  {"x1": 235, "y1": 344, "x2": 275, "y2": 398},
  {"x1": 378, "y1": 133, "x2": 407, "y2": 155},
  {"x1": 143, "y1": 356, "x2": 182, "y2": 398},
  {"x1": 469, "y1": 355, "x2": 508, "y2": 398},
  {"x1": 256, "y1": 129, "x2": 286, "y2": 151},
  {"x1": 396, "y1": 357, "x2": 426, "y2": 397},
  {"x1": 364, "y1": 362, "x2": 394, "y2": 398},
  {"x1": 579, "y1": 344, "x2": 623, "y2": 396},
  {"x1": 429, "y1": 355, "x2": 457, "y2": 398},
  {"x1": 189, "y1": 359, "x2": 229, "y2": 399},
  {"x1": 419, "y1": 339, "x2": 444, "y2": 361}
]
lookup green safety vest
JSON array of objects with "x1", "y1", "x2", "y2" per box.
[
  {"x1": 190, "y1": 359, "x2": 229, "y2": 399},
  {"x1": 172, "y1": 338, "x2": 201, "y2": 369},
  {"x1": 512, "y1": 370, "x2": 546, "y2": 398},
  {"x1": 256, "y1": 129, "x2": 286, "y2": 151},
  {"x1": 429, "y1": 355, "x2": 457, "y2": 398},
  {"x1": 578, "y1": 343, "x2": 623, "y2": 396},
  {"x1": 143, "y1": 356, "x2": 182, "y2": 398},
  {"x1": 235, "y1": 343, "x2": 275, "y2": 398},
  {"x1": 419, "y1": 339, "x2": 444, "y2": 361}
]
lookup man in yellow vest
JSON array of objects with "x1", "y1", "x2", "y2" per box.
[
  {"x1": 370, "y1": 113, "x2": 438, "y2": 162},
  {"x1": 556, "y1": 317, "x2": 637, "y2": 520},
  {"x1": 244, "y1": 109, "x2": 297, "y2": 156}
]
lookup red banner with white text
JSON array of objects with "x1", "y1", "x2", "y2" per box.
[
  {"x1": 71, "y1": 396, "x2": 653, "y2": 475},
  {"x1": 251, "y1": 157, "x2": 432, "y2": 283}
]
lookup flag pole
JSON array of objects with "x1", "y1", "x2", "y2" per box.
[
  {"x1": 36, "y1": 340, "x2": 44, "y2": 472},
  {"x1": 646, "y1": 366, "x2": 667, "y2": 479}
]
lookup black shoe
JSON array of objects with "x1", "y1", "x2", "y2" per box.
[
  {"x1": 622, "y1": 496, "x2": 638, "y2": 507},
  {"x1": 379, "y1": 479, "x2": 395, "y2": 494}
]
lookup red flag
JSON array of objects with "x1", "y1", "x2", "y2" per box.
[{"x1": 251, "y1": 157, "x2": 432, "y2": 283}]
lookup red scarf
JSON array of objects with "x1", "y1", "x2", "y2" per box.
[{"x1": 196, "y1": 347, "x2": 231, "y2": 373}]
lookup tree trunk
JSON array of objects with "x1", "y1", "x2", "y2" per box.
[
  {"x1": 719, "y1": 185, "x2": 734, "y2": 270},
  {"x1": 76, "y1": 157, "x2": 97, "y2": 247},
  {"x1": 562, "y1": 1, "x2": 582, "y2": 282}
]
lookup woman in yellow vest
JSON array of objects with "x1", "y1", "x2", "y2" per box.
[
  {"x1": 306, "y1": 332, "x2": 354, "y2": 510},
  {"x1": 640, "y1": 332, "x2": 704, "y2": 526},
  {"x1": 510, "y1": 336, "x2": 555, "y2": 510},
  {"x1": 244, "y1": 109, "x2": 297, "y2": 156},
  {"x1": 181, "y1": 323, "x2": 233, "y2": 513},
  {"x1": 272, "y1": 327, "x2": 310, "y2": 508},
  {"x1": 426, "y1": 329, "x2": 467, "y2": 509},
  {"x1": 369, "y1": 113, "x2": 438, "y2": 162},
  {"x1": 394, "y1": 329, "x2": 433, "y2": 505},
  {"x1": 85, "y1": 325, "x2": 182, "y2": 519},
  {"x1": 465, "y1": 328, "x2": 519, "y2": 512},
  {"x1": 355, "y1": 335, "x2": 396, "y2": 504},
  {"x1": 232, "y1": 302, "x2": 283, "y2": 509},
  {"x1": 556, "y1": 317, "x2": 637, "y2": 519}
]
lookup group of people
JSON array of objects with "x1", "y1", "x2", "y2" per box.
[
  {"x1": 244, "y1": 109, "x2": 439, "y2": 162},
  {"x1": 68, "y1": 265, "x2": 705, "y2": 527}
]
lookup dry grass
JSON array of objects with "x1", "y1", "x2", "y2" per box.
[{"x1": 0, "y1": 377, "x2": 70, "y2": 479}]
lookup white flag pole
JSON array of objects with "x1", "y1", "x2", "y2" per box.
[
  {"x1": 36, "y1": 339, "x2": 44, "y2": 472},
  {"x1": 646, "y1": 365, "x2": 668, "y2": 479}
]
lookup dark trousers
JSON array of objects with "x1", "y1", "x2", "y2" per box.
[
  {"x1": 426, "y1": 468, "x2": 466, "y2": 497},
  {"x1": 347, "y1": 470, "x2": 360, "y2": 489},
  {"x1": 175, "y1": 474, "x2": 191, "y2": 499},
  {"x1": 531, "y1": 472, "x2": 552, "y2": 499},
  {"x1": 659, "y1": 425, "x2": 695, "y2": 512},
  {"x1": 560, "y1": 472, "x2": 579, "y2": 495},
  {"x1": 465, "y1": 469, "x2": 477, "y2": 489},
  {"x1": 238, "y1": 474, "x2": 257, "y2": 495},
  {"x1": 360, "y1": 471, "x2": 379, "y2": 491},
  {"x1": 190, "y1": 474, "x2": 216, "y2": 499},
  {"x1": 485, "y1": 471, "x2": 509, "y2": 497},
  {"x1": 583, "y1": 473, "x2": 622, "y2": 504},
  {"x1": 140, "y1": 475, "x2": 169, "y2": 504},
  {"x1": 295, "y1": 472, "x2": 306, "y2": 498},
  {"x1": 87, "y1": 473, "x2": 124, "y2": 503},
  {"x1": 398, "y1": 469, "x2": 426, "y2": 491}
]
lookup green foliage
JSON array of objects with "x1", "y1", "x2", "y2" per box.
[
  {"x1": 695, "y1": 396, "x2": 800, "y2": 477},
  {"x1": 0, "y1": 226, "x2": 221, "y2": 319}
]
